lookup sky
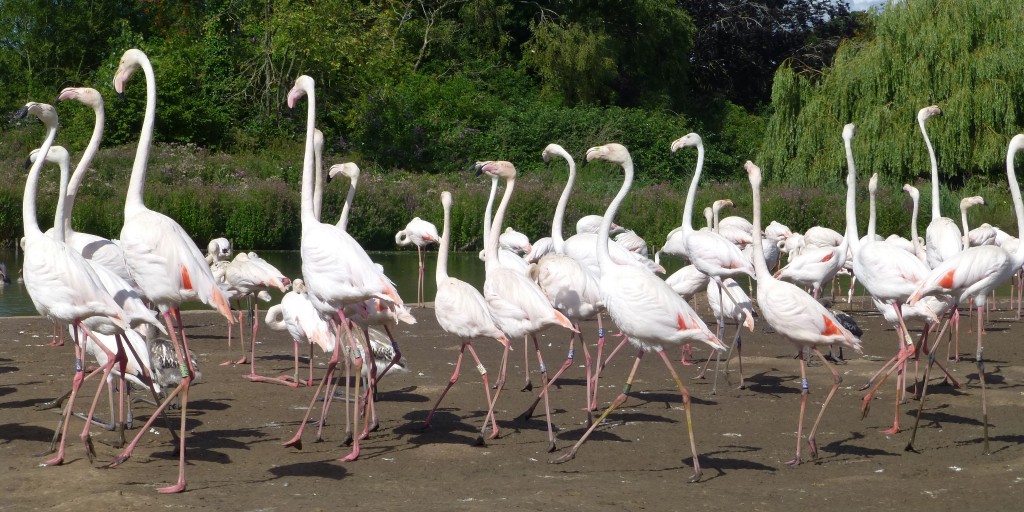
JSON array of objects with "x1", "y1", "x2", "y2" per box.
[{"x1": 849, "y1": 0, "x2": 889, "y2": 11}]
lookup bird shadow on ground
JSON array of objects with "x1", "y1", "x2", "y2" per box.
[
  {"x1": 192, "y1": 427, "x2": 269, "y2": 454},
  {"x1": 954, "y1": 434, "x2": 1024, "y2": 454},
  {"x1": 631, "y1": 390, "x2": 717, "y2": 407},
  {"x1": 0, "y1": 365, "x2": 17, "y2": 374},
  {"x1": 0, "y1": 422, "x2": 56, "y2": 443},
  {"x1": 268, "y1": 460, "x2": 349, "y2": 480},
  {"x1": 0, "y1": 386, "x2": 16, "y2": 398},
  {"x1": 394, "y1": 410, "x2": 495, "y2": 446},
  {"x1": 0, "y1": 396, "x2": 60, "y2": 409},
  {"x1": 699, "y1": 445, "x2": 776, "y2": 480},
  {"x1": 915, "y1": 409, "x2": 986, "y2": 428},
  {"x1": 819, "y1": 431, "x2": 900, "y2": 460},
  {"x1": 741, "y1": 371, "x2": 801, "y2": 396},
  {"x1": 186, "y1": 398, "x2": 232, "y2": 412},
  {"x1": 375, "y1": 386, "x2": 429, "y2": 403}
]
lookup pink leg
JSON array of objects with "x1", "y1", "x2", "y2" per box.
[
  {"x1": 786, "y1": 354, "x2": 809, "y2": 466},
  {"x1": 520, "y1": 335, "x2": 532, "y2": 391},
  {"x1": 283, "y1": 345, "x2": 340, "y2": 450},
  {"x1": 516, "y1": 330, "x2": 577, "y2": 422},
  {"x1": 806, "y1": 348, "x2": 843, "y2": 458}
]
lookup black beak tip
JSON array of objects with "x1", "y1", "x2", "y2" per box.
[
  {"x1": 326, "y1": 174, "x2": 334, "y2": 184},
  {"x1": 23, "y1": 156, "x2": 33, "y2": 169},
  {"x1": 15, "y1": 107, "x2": 28, "y2": 120},
  {"x1": 117, "y1": 91, "x2": 126, "y2": 101}
]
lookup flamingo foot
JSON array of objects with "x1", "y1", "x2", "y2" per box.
[
  {"x1": 860, "y1": 397, "x2": 873, "y2": 419},
  {"x1": 807, "y1": 438, "x2": 819, "y2": 459},
  {"x1": 416, "y1": 422, "x2": 432, "y2": 432},
  {"x1": 881, "y1": 425, "x2": 900, "y2": 435},
  {"x1": 547, "y1": 440, "x2": 557, "y2": 453},
  {"x1": 488, "y1": 427, "x2": 500, "y2": 440},
  {"x1": 521, "y1": 380, "x2": 533, "y2": 392},
  {"x1": 340, "y1": 430, "x2": 353, "y2": 447},
  {"x1": 281, "y1": 436, "x2": 302, "y2": 450},
  {"x1": 43, "y1": 454, "x2": 64, "y2": 466},
  {"x1": 550, "y1": 450, "x2": 576, "y2": 464},
  {"x1": 83, "y1": 436, "x2": 96, "y2": 463},
  {"x1": 156, "y1": 480, "x2": 186, "y2": 494},
  {"x1": 784, "y1": 456, "x2": 802, "y2": 467},
  {"x1": 339, "y1": 448, "x2": 359, "y2": 462},
  {"x1": 471, "y1": 435, "x2": 485, "y2": 447}
]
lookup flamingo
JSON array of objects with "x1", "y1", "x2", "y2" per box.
[
  {"x1": 744, "y1": 160, "x2": 862, "y2": 466},
  {"x1": 106, "y1": 48, "x2": 234, "y2": 494},
  {"x1": 473, "y1": 160, "x2": 576, "y2": 451},
  {"x1": 613, "y1": 229, "x2": 649, "y2": 257},
  {"x1": 264, "y1": 279, "x2": 334, "y2": 388},
  {"x1": 17, "y1": 103, "x2": 135, "y2": 466},
  {"x1": 670, "y1": 133, "x2": 755, "y2": 307},
  {"x1": 959, "y1": 196, "x2": 986, "y2": 247},
  {"x1": 280, "y1": 75, "x2": 403, "y2": 462},
  {"x1": 901, "y1": 184, "x2": 930, "y2": 265},
  {"x1": 206, "y1": 237, "x2": 232, "y2": 264},
  {"x1": 698, "y1": 277, "x2": 754, "y2": 392},
  {"x1": 395, "y1": 216, "x2": 439, "y2": 307},
  {"x1": 576, "y1": 215, "x2": 623, "y2": 235},
  {"x1": 918, "y1": 106, "x2": 963, "y2": 269},
  {"x1": 328, "y1": 161, "x2": 360, "y2": 231},
  {"x1": 906, "y1": 133, "x2": 1024, "y2": 454},
  {"x1": 518, "y1": 143, "x2": 605, "y2": 428},
  {"x1": 499, "y1": 226, "x2": 533, "y2": 255},
  {"x1": 215, "y1": 251, "x2": 290, "y2": 372},
  {"x1": 420, "y1": 191, "x2": 509, "y2": 444},
  {"x1": 550, "y1": 143, "x2": 726, "y2": 483},
  {"x1": 52, "y1": 87, "x2": 140, "y2": 292},
  {"x1": 479, "y1": 172, "x2": 531, "y2": 275}
]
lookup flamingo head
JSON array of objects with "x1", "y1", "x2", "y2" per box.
[
  {"x1": 902, "y1": 183, "x2": 919, "y2": 201},
  {"x1": 327, "y1": 162, "x2": 359, "y2": 184},
  {"x1": 287, "y1": 75, "x2": 315, "y2": 109},
  {"x1": 26, "y1": 145, "x2": 70, "y2": 169},
  {"x1": 541, "y1": 143, "x2": 571, "y2": 164},
  {"x1": 471, "y1": 160, "x2": 516, "y2": 180},
  {"x1": 17, "y1": 102, "x2": 59, "y2": 130},
  {"x1": 113, "y1": 49, "x2": 147, "y2": 97},
  {"x1": 291, "y1": 278, "x2": 306, "y2": 294},
  {"x1": 917, "y1": 105, "x2": 942, "y2": 123},
  {"x1": 842, "y1": 123, "x2": 856, "y2": 142},
  {"x1": 669, "y1": 133, "x2": 702, "y2": 153},
  {"x1": 713, "y1": 199, "x2": 733, "y2": 211},
  {"x1": 56, "y1": 87, "x2": 103, "y2": 110},
  {"x1": 441, "y1": 190, "x2": 452, "y2": 209},
  {"x1": 744, "y1": 161, "x2": 762, "y2": 186},
  {"x1": 585, "y1": 143, "x2": 629, "y2": 165},
  {"x1": 868, "y1": 173, "x2": 878, "y2": 194},
  {"x1": 960, "y1": 196, "x2": 986, "y2": 209}
]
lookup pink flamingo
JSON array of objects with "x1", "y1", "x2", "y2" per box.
[
  {"x1": 743, "y1": 160, "x2": 862, "y2": 466},
  {"x1": 550, "y1": 143, "x2": 726, "y2": 483}
]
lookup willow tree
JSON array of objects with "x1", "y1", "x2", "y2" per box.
[{"x1": 760, "y1": 0, "x2": 1024, "y2": 186}]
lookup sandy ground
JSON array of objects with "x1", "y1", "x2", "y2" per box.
[{"x1": 1, "y1": 298, "x2": 1022, "y2": 511}]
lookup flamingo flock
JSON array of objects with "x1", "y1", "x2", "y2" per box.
[{"x1": 11, "y1": 47, "x2": 1024, "y2": 494}]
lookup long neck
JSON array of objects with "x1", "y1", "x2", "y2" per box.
[
  {"x1": 551, "y1": 155, "x2": 576, "y2": 253},
  {"x1": 337, "y1": 177, "x2": 356, "y2": 231},
  {"x1": 921, "y1": 117, "x2": 941, "y2": 221},
  {"x1": 313, "y1": 133, "x2": 323, "y2": 221},
  {"x1": 483, "y1": 176, "x2": 498, "y2": 250},
  {"x1": 749, "y1": 176, "x2": 770, "y2": 279},
  {"x1": 299, "y1": 86, "x2": 317, "y2": 227},
  {"x1": 486, "y1": 176, "x2": 515, "y2": 270},
  {"x1": 960, "y1": 204, "x2": 971, "y2": 238},
  {"x1": 844, "y1": 137, "x2": 861, "y2": 255},
  {"x1": 598, "y1": 158, "x2": 634, "y2": 269},
  {"x1": 52, "y1": 160, "x2": 70, "y2": 244},
  {"x1": 1007, "y1": 140, "x2": 1024, "y2": 263},
  {"x1": 712, "y1": 205, "x2": 721, "y2": 231},
  {"x1": 909, "y1": 193, "x2": 920, "y2": 243},
  {"x1": 65, "y1": 103, "x2": 104, "y2": 233},
  {"x1": 125, "y1": 57, "x2": 156, "y2": 211},
  {"x1": 867, "y1": 186, "x2": 877, "y2": 239},
  {"x1": 23, "y1": 125, "x2": 58, "y2": 239},
  {"x1": 681, "y1": 143, "x2": 704, "y2": 233},
  {"x1": 437, "y1": 200, "x2": 451, "y2": 285}
]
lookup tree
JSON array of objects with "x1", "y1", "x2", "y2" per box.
[
  {"x1": 678, "y1": 0, "x2": 857, "y2": 109},
  {"x1": 760, "y1": 0, "x2": 1024, "y2": 185}
]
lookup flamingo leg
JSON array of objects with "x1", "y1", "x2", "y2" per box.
[
  {"x1": 806, "y1": 348, "x2": 843, "y2": 459},
  {"x1": 77, "y1": 332, "x2": 122, "y2": 462},
  {"x1": 552, "y1": 350, "x2": 644, "y2": 466},
  {"x1": 589, "y1": 314, "x2": 607, "y2": 410},
  {"x1": 282, "y1": 345, "x2": 339, "y2": 450},
  {"x1": 785, "y1": 352, "x2": 810, "y2": 466},
  {"x1": 516, "y1": 330, "x2": 576, "y2": 423},
  {"x1": 44, "y1": 324, "x2": 91, "y2": 466},
  {"x1": 520, "y1": 335, "x2": 533, "y2": 391},
  {"x1": 656, "y1": 348, "x2": 704, "y2": 482},
  {"x1": 974, "y1": 305, "x2": 991, "y2": 454},
  {"x1": 905, "y1": 315, "x2": 955, "y2": 452}
]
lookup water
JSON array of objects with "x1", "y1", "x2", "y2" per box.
[{"x1": 0, "y1": 247, "x2": 493, "y2": 317}]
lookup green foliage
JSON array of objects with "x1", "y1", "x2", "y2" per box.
[{"x1": 761, "y1": 0, "x2": 1024, "y2": 198}]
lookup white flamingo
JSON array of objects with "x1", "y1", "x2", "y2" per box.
[
  {"x1": 106, "y1": 48, "x2": 234, "y2": 494},
  {"x1": 550, "y1": 143, "x2": 726, "y2": 483},
  {"x1": 395, "y1": 216, "x2": 440, "y2": 307}
]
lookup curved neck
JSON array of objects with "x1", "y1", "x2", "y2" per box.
[
  {"x1": 125, "y1": 56, "x2": 156, "y2": 211},
  {"x1": 437, "y1": 200, "x2": 451, "y2": 285},
  {"x1": 299, "y1": 86, "x2": 317, "y2": 227},
  {"x1": 551, "y1": 155, "x2": 576, "y2": 253},
  {"x1": 65, "y1": 103, "x2": 104, "y2": 233},
  {"x1": 23, "y1": 125, "x2": 59, "y2": 239},
  {"x1": 1007, "y1": 141, "x2": 1024, "y2": 264},
  {"x1": 681, "y1": 143, "x2": 704, "y2": 234},
  {"x1": 337, "y1": 176, "x2": 357, "y2": 231},
  {"x1": 909, "y1": 193, "x2": 922, "y2": 256},
  {"x1": 483, "y1": 176, "x2": 498, "y2": 250},
  {"x1": 598, "y1": 157, "x2": 634, "y2": 269},
  {"x1": 921, "y1": 117, "x2": 941, "y2": 220},
  {"x1": 844, "y1": 136, "x2": 861, "y2": 255},
  {"x1": 485, "y1": 176, "x2": 515, "y2": 269}
]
